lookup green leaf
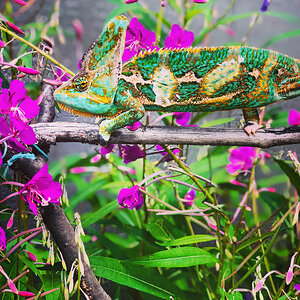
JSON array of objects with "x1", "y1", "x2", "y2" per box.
[
  {"x1": 216, "y1": 12, "x2": 257, "y2": 26},
  {"x1": 90, "y1": 256, "x2": 185, "y2": 299},
  {"x1": 168, "y1": 0, "x2": 181, "y2": 14},
  {"x1": 274, "y1": 159, "x2": 300, "y2": 195},
  {"x1": 236, "y1": 231, "x2": 275, "y2": 252},
  {"x1": 200, "y1": 117, "x2": 235, "y2": 128},
  {"x1": 131, "y1": 247, "x2": 217, "y2": 267},
  {"x1": 82, "y1": 200, "x2": 119, "y2": 227},
  {"x1": 157, "y1": 234, "x2": 217, "y2": 247},
  {"x1": 263, "y1": 28, "x2": 300, "y2": 47},
  {"x1": 264, "y1": 11, "x2": 299, "y2": 23},
  {"x1": 20, "y1": 53, "x2": 32, "y2": 68},
  {"x1": 146, "y1": 221, "x2": 171, "y2": 242}
]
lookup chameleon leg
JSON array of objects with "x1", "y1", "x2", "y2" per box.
[
  {"x1": 99, "y1": 94, "x2": 145, "y2": 145},
  {"x1": 242, "y1": 108, "x2": 263, "y2": 136}
]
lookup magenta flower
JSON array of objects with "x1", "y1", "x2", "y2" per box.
[
  {"x1": 288, "y1": 109, "x2": 300, "y2": 126},
  {"x1": 125, "y1": 0, "x2": 138, "y2": 3},
  {"x1": 173, "y1": 112, "x2": 195, "y2": 126},
  {"x1": 12, "y1": 0, "x2": 27, "y2": 5},
  {"x1": 165, "y1": 24, "x2": 194, "y2": 48},
  {"x1": 120, "y1": 145, "x2": 146, "y2": 164},
  {"x1": 100, "y1": 144, "x2": 115, "y2": 156},
  {"x1": 0, "y1": 40, "x2": 6, "y2": 48},
  {"x1": 295, "y1": 284, "x2": 300, "y2": 290},
  {"x1": 126, "y1": 121, "x2": 141, "y2": 131},
  {"x1": 184, "y1": 189, "x2": 196, "y2": 206},
  {"x1": 0, "y1": 149, "x2": 2, "y2": 168},
  {"x1": 156, "y1": 145, "x2": 180, "y2": 162},
  {"x1": 6, "y1": 21, "x2": 24, "y2": 35},
  {"x1": 0, "y1": 117, "x2": 37, "y2": 151},
  {"x1": 0, "y1": 79, "x2": 40, "y2": 122},
  {"x1": 122, "y1": 17, "x2": 158, "y2": 61},
  {"x1": 192, "y1": 0, "x2": 209, "y2": 3},
  {"x1": 226, "y1": 147, "x2": 256, "y2": 174},
  {"x1": 19, "y1": 164, "x2": 62, "y2": 214},
  {"x1": 260, "y1": 0, "x2": 270, "y2": 12},
  {"x1": 54, "y1": 67, "x2": 71, "y2": 82},
  {"x1": 118, "y1": 185, "x2": 144, "y2": 209},
  {"x1": 0, "y1": 226, "x2": 6, "y2": 252},
  {"x1": 17, "y1": 66, "x2": 40, "y2": 75}
]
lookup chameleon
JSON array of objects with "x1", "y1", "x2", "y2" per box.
[{"x1": 54, "y1": 15, "x2": 300, "y2": 145}]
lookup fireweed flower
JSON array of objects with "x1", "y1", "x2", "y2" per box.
[
  {"x1": 286, "y1": 252, "x2": 300, "y2": 285},
  {"x1": 100, "y1": 144, "x2": 115, "y2": 156},
  {"x1": 126, "y1": 121, "x2": 141, "y2": 131},
  {"x1": 0, "y1": 39, "x2": 6, "y2": 48},
  {"x1": 0, "y1": 226, "x2": 6, "y2": 252},
  {"x1": 0, "y1": 79, "x2": 40, "y2": 122},
  {"x1": 119, "y1": 145, "x2": 146, "y2": 164},
  {"x1": 5, "y1": 21, "x2": 25, "y2": 35},
  {"x1": 165, "y1": 24, "x2": 194, "y2": 48},
  {"x1": 118, "y1": 185, "x2": 144, "y2": 209},
  {"x1": 173, "y1": 112, "x2": 197, "y2": 126},
  {"x1": 260, "y1": 0, "x2": 271, "y2": 12},
  {"x1": 122, "y1": 17, "x2": 158, "y2": 61},
  {"x1": 125, "y1": 0, "x2": 138, "y2": 3},
  {"x1": 226, "y1": 147, "x2": 256, "y2": 175},
  {"x1": 19, "y1": 164, "x2": 63, "y2": 214},
  {"x1": 192, "y1": 0, "x2": 209, "y2": 3},
  {"x1": 184, "y1": 189, "x2": 196, "y2": 206},
  {"x1": 156, "y1": 145, "x2": 180, "y2": 162},
  {"x1": 0, "y1": 117, "x2": 37, "y2": 151},
  {"x1": 288, "y1": 109, "x2": 300, "y2": 126}
]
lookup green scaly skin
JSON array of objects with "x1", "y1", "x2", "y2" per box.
[{"x1": 54, "y1": 15, "x2": 300, "y2": 145}]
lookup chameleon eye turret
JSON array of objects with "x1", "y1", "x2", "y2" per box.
[{"x1": 74, "y1": 75, "x2": 89, "y2": 92}]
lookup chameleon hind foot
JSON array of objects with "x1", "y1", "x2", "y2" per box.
[{"x1": 243, "y1": 121, "x2": 263, "y2": 136}]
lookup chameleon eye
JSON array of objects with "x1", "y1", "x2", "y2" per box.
[{"x1": 74, "y1": 75, "x2": 88, "y2": 92}]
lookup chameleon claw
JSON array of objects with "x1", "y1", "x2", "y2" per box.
[{"x1": 243, "y1": 121, "x2": 263, "y2": 136}]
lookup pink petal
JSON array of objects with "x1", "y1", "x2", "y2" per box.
[
  {"x1": 0, "y1": 40, "x2": 6, "y2": 48},
  {"x1": 18, "y1": 291, "x2": 35, "y2": 296},
  {"x1": 8, "y1": 279, "x2": 18, "y2": 294},
  {"x1": 6, "y1": 21, "x2": 25, "y2": 35},
  {"x1": 126, "y1": 121, "x2": 141, "y2": 131},
  {"x1": 17, "y1": 66, "x2": 40, "y2": 75},
  {"x1": 125, "y1": 0, "x2": 138, "y2": 3},
  {"x1": 288, "y1": 109, "x2": 300, "y2": 126},
  {"x1": 24, "y1": 250, "x2": 37, "y2": 262},
  {"x1": 13, "y1": 0, "x2": 27, "y2": 5}
]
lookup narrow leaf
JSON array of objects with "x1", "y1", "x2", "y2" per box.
[
  {"x1": 82, "y1": 200, "x2": 119, "y2": 227},
  {"x1": 274, "y1": 159, "x2": 300, "y2": 195},
  {"x1": 263, "y1": 28, "x2": 300, "y2": 47},
  {"x1": 131, "y1": 247, "x2": 217, "y2": 267},
  {"x1": 157, "y1": 234, "x2": 217, "y2": 246},
  {"x1": 200, "y1": 117, "x2": 235, "y2": 128},
  {"x1": 90, "y1": 256, "x2": 185, "y2": 299}
]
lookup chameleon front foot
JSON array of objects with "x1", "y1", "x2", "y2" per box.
[
  {"x1": 243, "y1": 121, "x2": 263, "y2": 136},
  {"x1": 99, "y1": 120, "x2": 111, "y2": 146}
]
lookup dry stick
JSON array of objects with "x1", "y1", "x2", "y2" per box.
[
  {"x1": 31, "y1": 122, "x2": 300, "y2": 148},
  {"x1": 5, "y1": 85, "x2": 111, "y2": 300}
]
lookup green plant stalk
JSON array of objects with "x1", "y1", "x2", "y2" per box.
[
  {"x1": 161, "y1": 145, "x2": 226, "y2": 297},
  {"x1": 0, "y1": 26, "x2": 75, "y2": 76},
  {"x1": 218, "y1": 218, "x2": 230, "y2": 289},
  {"x1": 194, "y1": 0, "x2": 237, "y2": 44},
  {"x1": 230, "y1": 226, "x2": 281, "y2": 291},
  {"x1": 155, "y1": 6, "x2": 164, "y2": 45}
]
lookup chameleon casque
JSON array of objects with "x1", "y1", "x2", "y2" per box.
[{"x1": 54, "y1": 15, "x2": 300, "y2": 145}]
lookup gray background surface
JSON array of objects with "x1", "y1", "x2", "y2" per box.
[{"x1": 32, "y1": 0, "x2": 300, "y2": 159}]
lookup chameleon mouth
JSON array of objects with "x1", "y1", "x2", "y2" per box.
[{"x1": 57, "y1": 102, "x2": 98, "y2": 118}]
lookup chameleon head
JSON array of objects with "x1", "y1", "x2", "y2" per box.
[
  {"x1": 54, "y1": 15, "x2": 129, "y2": 118},
  {"x1": 54, "y1": 68, "x2": 118, "y2": 117}
]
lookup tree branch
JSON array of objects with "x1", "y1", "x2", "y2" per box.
[
  {"x1": 32, "y1": 122, "x2": 300, "y2": 148},
  {"x1": 3, "y1": 85, "x2": 111, "y2": 300}
]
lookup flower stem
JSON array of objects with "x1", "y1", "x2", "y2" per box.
[{"x1": 0, "y1": 26, "x2": 74, "y2": 76}]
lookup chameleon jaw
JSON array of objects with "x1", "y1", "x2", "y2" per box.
[{"x1": 57, "y1": 102, "x2": 99, "y2": 118}]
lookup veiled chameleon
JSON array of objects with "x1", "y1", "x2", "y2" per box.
[{"x1": 54, "y1": 15, "x2": 300, "y2": 145}]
